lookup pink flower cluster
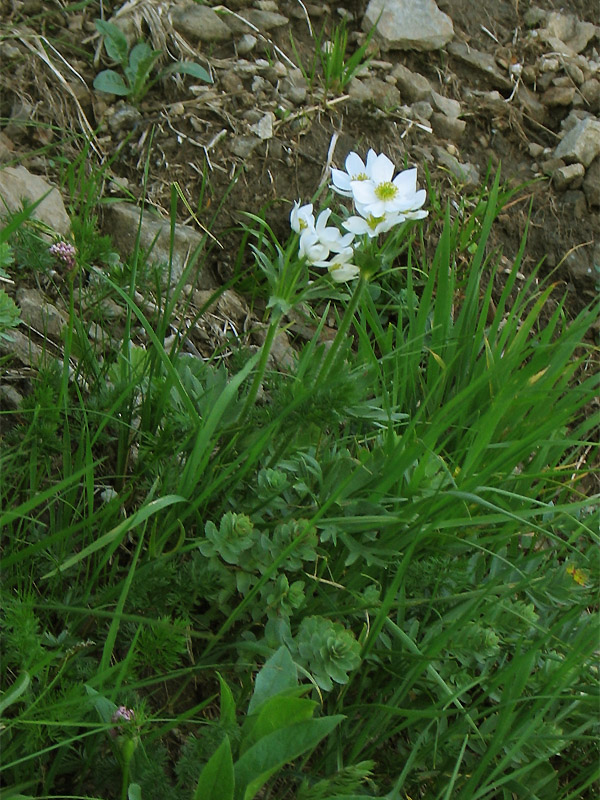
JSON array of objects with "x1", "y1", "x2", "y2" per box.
[{"x1": 49, "y1": 241, "x2": 77, "y2": 269}]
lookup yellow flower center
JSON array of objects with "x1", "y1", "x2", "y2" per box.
[
  {"x1": 352, "y1": 171, "x2": 368, "y2": 181},
  {"x1": 374, "y1": 181, "x2": 397, "y2": 201}
]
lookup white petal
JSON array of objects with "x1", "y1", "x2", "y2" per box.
[
  {"x1": 290, "y1": 202, "x2": 314, "y2": 233},
  {"x1": 345, "y1": 151, "x2": 366, "y2": 177},
  {"x1": 331, "y1": 169, "x2": 353, "y2": 196},
  {"x1": 351, "y1": 181, "x2": 377, "y2": 206},
  {"x1": 329, "y1": 262, "x2": 360, "y2": 281},
  {"x1": 342, "y1": 216, "x2": 370, "y2": 235},
  {"x1": 315, "y1": 208, "x2": 332, "y2": 234},
  {"x1": 392, "y1": 168, "x2": 417, "y2": 196},
  {"x1": 370, "y1": 153, "x2": 395, "y2": 183},
  {"x1": 365, "y1": 149, "x2": 378, "y2": 174}
]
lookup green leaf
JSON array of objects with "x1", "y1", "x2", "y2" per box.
[
  {"x1": 161, "y1": 60, "x2": 212, "y2": 83},
  {"x1": 193, "y1": 735, "x2": 234, "y2": 800},
  {"x1": 41, "y1": 495, "x2": 185, "y2": 578},
  {"x1": 95, "y1": 19, "x2": 129, "y2": 65},
  {"x1": 234, "y1": 716, "x2": 344, "y2": 800},
  {"x1": 127, "y1": 784, "x2": 142, "y2": 800},
  {"x1": 0, "y1": 671, "x2": 30, "y2": 714},
  {"x1": 241, "y1": 695, "x2": 316, "y2": 757},
  {"x1": 248, "y1": 646, "x2": 298, "y2": 715},
  {"x1": 85, "y1": 685, "x2": 118, "y2": 723},
  {"x1": 0, "y1": 289, "x2": 21, "y2": 342},
  {"x1": 218, "y1": 672, "x2": 237, "y2": 728},
  {"x1": 93, "y1": 69, "x2": 130, "y2": 96}
]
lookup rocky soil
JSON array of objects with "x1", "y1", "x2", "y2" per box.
[{"x1": 0, "y1": 0, "x2": 599, "y2": 408}]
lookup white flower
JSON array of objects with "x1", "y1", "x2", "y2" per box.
[
  {"x1": 299, "y1": 228, "x2": 329, "y2": 263},
  {"x1": 351, "y1": 160, "x2": 427, "y2": 218},
  {"x1": 313, "y1": 208, "x2": 355, "y2": 252},
  {"x1": 313, "y1": 247, "x2": 360, "y2": 282},
  {"x1": 290, "y1": 201, "x2": 315, "y2": 233},
  {"x1": 298, "y1": 208, "x2": 354, "y2": 264},
  {"x1": 331, "y1": 149, "x2": 378, "y2": 197},
  {"x1": 343, "y1": 208, "x2": 405, "y2": 238}
]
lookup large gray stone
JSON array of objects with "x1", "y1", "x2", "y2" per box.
[
  {"x1": 171, "y1": 4, "x2": 232, "y2": 43},
  {"x1": 16, "y1": 288, "x2": 67, "y2": 342},
  {"x1": 391, "y1": 63, "x2": 432, "y2": 101},
  {"x1": 364, "y1": 0, "x2": 454, "y2": 51},
  {"x1": 0, "y1": 166, "x2": 70, "y2": 236},
  {"x1": 554, "y1": 118, "x2": 600, "y2": 167},
  {"x1": 102, "y1": 203, "x2": 218, "y2": 290}
]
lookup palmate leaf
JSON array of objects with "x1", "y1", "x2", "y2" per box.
[{"x1": 93, "y1": 69, "x2": 130, "y2": 96}]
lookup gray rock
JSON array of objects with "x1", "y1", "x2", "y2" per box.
[
  {"x1": 552, "y1": 162, "x2": 585, "y2": 191},
  {"x1": 0, "y1": 383, "x2": 24, "y2": 409},
  {"x1": 554, "y1": 117, "x2": 600, "y2": 167},
  {"x1": 430, "y1": 90, "x2": 461, "y2": 118},
  {"x1": 220, "y1": 70, "x2": 244, "y2": 94},
  {"x1": 230, "y1": 134, "x2": 262, "y2": 158},
  {"x1": 583, "y1": 157, "x2": 600, "y2": 206},
  {"x1": 447, "y1": 41, "x2": 512, "y2": 90},
  {"x1": 237, "y1": 33, "x2": 257, "y2": 54},
  {"x1": 0, "y1": 328, "x2": 50, "y2": 368},
  {"x1": 544, "y1": 12, "x2": 596, "y2": 54},
  {"x1": 434, "y1": 146, "x2": 479, "y2": 188},
  {"x1": 0, "y1": 166, "x2": 70, "y2": 236},
  {"x1": 249, "y1": 111, "x2": 274, "y2": 140},
  {"x1": 431, "y1": 112, "x2": 466, "y2": 141},
  {"x1": 412, "y1": 100, "x2": 433, "y2": 120},
  {"x1": 279, "y1": 68, "x2": 307, "y2": 105},
  {"x1": 541, "y1": 85, "x2": 576, "y2": 106},
  {"x1": 347, "y1": 77, "x2": 401, "y2": 108},
  {"x1": 580, "y1": 79, "x2": 600, "y2": 111},
  {"x1": 364, "y1": 0, "x2": 454, "y2": 52},
  {"x1": 223, "y1": 9, "x2": 289, "y2": 34},
  {"x1": 102, "y1": 203, "x2": 217, "y2": 289},
  {"x1": 172, "y1": 4, "x2": 232, "y2": 43},
  {"x1": 16, "y1": 288, "x2": 67, "y2": 341},
  {"x1": 565, "y1": 62, "x2": 585, "y2": 86},
  {"x1": 391, "y1": 63, "x2": 432, "y2": 101},
  {"x1": 107, "y1": 103, "x2": 142, "y2": 133}
]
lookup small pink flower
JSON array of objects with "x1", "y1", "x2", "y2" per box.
[
  {"x1": 49, "y1": 241, "x2": 77, "y2": 270},
  {"x1": 109, "y1": 705, "x2": 135, "y2": 738}
]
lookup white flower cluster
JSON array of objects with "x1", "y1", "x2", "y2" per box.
[{"x1": 291, "y1": 149, "x2": 428, "y2": 282}]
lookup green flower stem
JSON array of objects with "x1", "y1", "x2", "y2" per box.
[
  {"x1": 241, "y1": 310, "x2": 282, "y2": 417},
  {"x1": 316, "y1": 276, "x2": 365, "y2": 384}
]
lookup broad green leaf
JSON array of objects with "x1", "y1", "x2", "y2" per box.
[
  {"x1": 234, "y1": 715, "x2": 344, "y2": 800},
  {"x1": 193, "y1": 735, "x2": 234, "y2": 800},
  {"x1": 163, "y1": 60, "x2": 212, "y2": 83},
  {"x1": 240, "y1": 695, "x2": 317, "y2": 756},
  {"x1": 95, "y1": 19, "x2": 129, "y2": 64},
  {"x1": 247, "y1": 646, "x2": 297, "y2": 715},
  {"x1": 93, "y1": 69, "x2": 130, "y2": 96},
  {"x1": 0, "y1": 671, "x2": 30, "y2": 714},
  {"x1": 128, "y1": 42, "x2": 158, "y2": 76}
]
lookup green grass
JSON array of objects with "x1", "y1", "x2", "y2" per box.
[{"x1": 0, "y1": 157, "x2": 598, "y2": 800}]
